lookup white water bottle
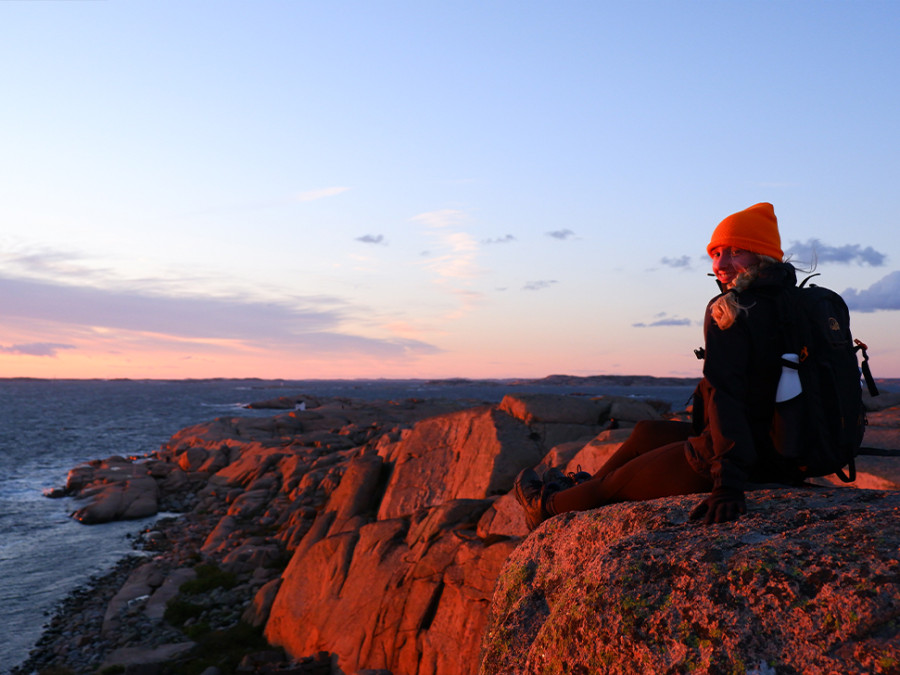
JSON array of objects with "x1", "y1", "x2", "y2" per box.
[{"x1": 775, "y1": 353, "x2": 802, "y2": 403}]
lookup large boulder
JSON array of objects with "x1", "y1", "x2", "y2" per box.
[
  {"x1": 266, "y1": 500, "x2": 518, "y2": 675},
  {"x1": 376, "y1": 405, "x2": 545, "y2": 520},
  {"x1": 265, "y1": 396, "x2": 665, "y2": 674},
  {"x1": 498, "y1": 394, "x2": 608, "y2": 425},
  {"x1": 480, "y1": 488, "x2": 900, "y2": 675},
  {"x1": 67, "y1": 457, "x2": 160, "y2": 524}
]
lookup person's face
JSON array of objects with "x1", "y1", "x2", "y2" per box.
[{"x1": 710, "y1": 246, "x2": 759, "y2": 288}]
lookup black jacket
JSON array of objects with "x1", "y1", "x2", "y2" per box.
[{"x1": 686, "y1": 263, "x2": 804, "y2": 491}]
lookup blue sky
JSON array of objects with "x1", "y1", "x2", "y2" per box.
[{"x1": 1, "y1": 1, "x2": 898, "y2": 379}]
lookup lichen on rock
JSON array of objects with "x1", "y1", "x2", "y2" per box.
[{"x1": 480, "y1": 488, "x2": 900, "y2": 675}]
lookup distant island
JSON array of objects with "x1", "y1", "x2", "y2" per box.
[
  {"x1": 0, "y1": 374, "x2": 699, "y2": 385},
  {"x1": 507, "y1": 374, "x2": 702, "y2": 387}
]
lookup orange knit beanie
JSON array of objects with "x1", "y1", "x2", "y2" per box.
[{"x1": 707, "y1": 202, "x2": 783, "y2": 260}]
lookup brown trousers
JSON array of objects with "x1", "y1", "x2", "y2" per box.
[{"x1": 547, "y1": 420, "x2": 713, "y2": 515}]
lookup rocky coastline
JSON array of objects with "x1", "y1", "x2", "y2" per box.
[{"x1": 13, "y1": 386, "x2": 900, "y2": 675}]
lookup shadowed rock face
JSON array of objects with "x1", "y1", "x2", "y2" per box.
[{"x1": 480, "y1": 488, "x2": 900, "y2": 675}]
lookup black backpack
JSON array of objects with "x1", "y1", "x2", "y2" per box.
[{"x1": 772, "y1": 275, "x2": 879, "y2": 482}]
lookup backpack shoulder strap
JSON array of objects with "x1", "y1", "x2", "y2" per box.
[
  {"x1": 855, "y1": 340, "x2": 880, "y2": 397},
  {"x1": 773, "y1": 283, "x2": 805, "y2": 359}
]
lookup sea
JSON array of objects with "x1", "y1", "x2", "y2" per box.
[{"x1": 0, "y1": 377, "x2": 698, "y2": 672}]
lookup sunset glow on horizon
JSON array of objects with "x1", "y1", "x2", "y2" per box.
[{"x1": 2, "y1": 2, "x2": 900, "y2": 380}]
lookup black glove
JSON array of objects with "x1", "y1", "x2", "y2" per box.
[{"x1": 689, "y1": 487, "x2": 746, "y2": 525}]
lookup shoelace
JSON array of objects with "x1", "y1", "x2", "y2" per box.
[{"x1": 566, "y1": 465, "x2": 591, "y2": 484}]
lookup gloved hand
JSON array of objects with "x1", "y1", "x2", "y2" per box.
[{"x1": 689, "y1": 487, "x2": 746, "y2": 524}]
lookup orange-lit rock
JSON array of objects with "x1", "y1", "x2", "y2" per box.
[
  {"x1": 266, "y1": 499, "x2": 520, "y2": 675},
  {"x1": 43, "y1": 390, "x2": 900, "y2": 675},
  {"x1": 481, "y1": 488, "x2": 900, "y2": 675},
  {"x1": 375, "y1": 405, "x2": 544, "y2": 520},
  {"x1": 264, "y1": 396, "x2": 656, "y2": 674},
  {"x1": 498, "y1": 392, "x2": 608, "y2": 425}
]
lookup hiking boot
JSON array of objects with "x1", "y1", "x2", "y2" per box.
[
  {"x1": 545, "y1": 466, "x2": 591, "y2": 488},
  {"x1": 543, "y1": 467, "x2": 575, "y2": 490},
  {"x1": 568, "y1": 465, "x2": 592, "y2": 485},
  {"x1": 515, "y1": 468, "x2": 576, "y2": 531},
  {"x1": 514, "y1": 468, "x2": 546, "y2": 531}
]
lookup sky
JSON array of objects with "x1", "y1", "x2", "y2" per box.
[{"x1": 1, "y1": 1, "x2": 899, "y2": 380}]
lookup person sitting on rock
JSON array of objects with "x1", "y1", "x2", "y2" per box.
[{"x1": 515, "y1": 202, "x2": 806, "y2": 529}]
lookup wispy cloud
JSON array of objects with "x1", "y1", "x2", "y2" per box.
[
  {"x1": 0, "y1": 276, "x2": 438, "y2": 358},
  {"x1": 523, "y1": 280, "x2": 557, "y2": 291},
  {"x1": 1, "y1": 246, "x2": 111, "y2": 282},
  {"x1": 659, "y1": 255, "x2": 692, "y2": 270},
  {"x1": 546, "y1": 229, "x2": 575, "y2": 240},
  {"x1": 0, "y1": 245, "x2": 227, "y2": 296},
  {"x1": 784, "y1": 239, "x2": 887, "y2": 266},
  {"x1": 412, "y1": 210, "x2": 480, "y2": 281},
  {"x1": 425, "y1": 232, "x2": 480, "y2": 280},
  {"x1": 843, "y1": 271, "x2": 900, "y2": 312},
  {"x1": 0, "y1": 342, "x2": 75, "y2": 357},
  {"x1": 633, "y1": 313, "x2": 692, "y2": 328},
  {"x1": 294, "y1": 186, "x2": 350, "y2": 202},
  {"x1": 0, "y1": 276, "x2": 334, "y2": 340},
  {"x1": 482, "y1": 234, "x2": 516, "y2": 245},
  {"x1": 356, "y1": 234, "x2": 387, "y2": 245},
  {"x1": 407, "y1": 210, "x2": 484, "y2": 323},
  {"x1": 412, "y1": 209, "x2": 466, "y2": 229}
]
